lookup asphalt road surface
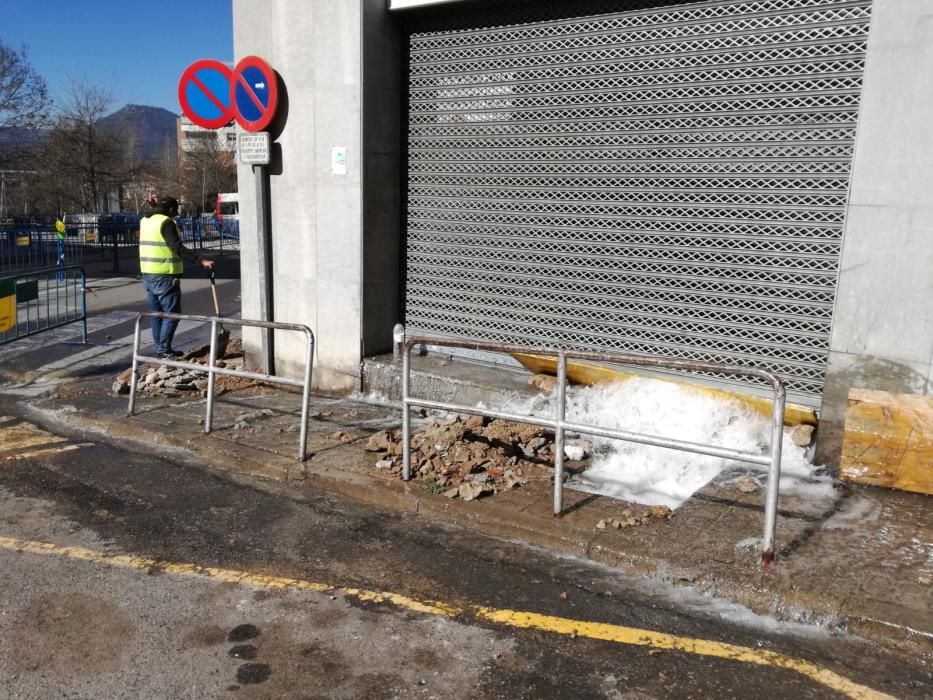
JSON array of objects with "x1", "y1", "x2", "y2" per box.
[{"x1": 0, "y1": 412, "x2": 927, "y2": 699}]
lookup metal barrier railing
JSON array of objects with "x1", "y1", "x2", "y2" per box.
[
  {"x1": 399, "y1": 334, "x2": 786, "y2": 566},
  {"x1": 0, "y1": 265, "x2": 87, "y2": 346},
  {"x1": 128, "y1": 312, "x2": 315, "y2": 461},
  {"x1": 176, "y1": 217, "x2": 240, "y2": 253},
  {"x1": 0, "y1": 221, "x2": 140, "y2": 273},
  {"x1": 1, "y1": 218, "x2": 240, "y2": 275}
]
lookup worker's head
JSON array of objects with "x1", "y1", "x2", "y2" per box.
[{"x1": 156, "y1": 196, "x2": 180, "y2": 217}]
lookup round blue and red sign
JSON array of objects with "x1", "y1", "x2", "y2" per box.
[
  {"x1": 178, "y1": 56, "x2": 278, "y2": 133},
  {"x1": 178, "y1": 59, "x2": 234, "y2": 130}
]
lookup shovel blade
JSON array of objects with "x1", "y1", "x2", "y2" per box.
[{"x1": 215, "y1": 327, "x2": 231, "y2": 359}]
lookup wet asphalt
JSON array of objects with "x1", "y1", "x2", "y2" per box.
[
  {"x1": 0, "y1": 409, "x2": 928, "y2": 699},
  {"x1": 0, "y1": 257, "x2": 928, "y2": 697}
]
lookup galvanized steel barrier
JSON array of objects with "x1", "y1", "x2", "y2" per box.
[
  {"x1": 0, "y1": 265, "x2": 87, "y2": 346},
  {"x1": 2, "y1": 218, "x2": 240, "y2": 275},
  {"x1": 399, "y1": 334, "x2": 786, "y2": 565},
  {"x1": 128, "y1": 312, "x2": 314, "y2": 461},
  {"x1": 1, "y1": 220, "x2": 141, "y2": 274},
  {"x1": 176, "y1": 217, "x2": 240, "y2": 253}
]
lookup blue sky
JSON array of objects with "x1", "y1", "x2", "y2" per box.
[{"x1": 1, "y1": 0, "x2": 233, "y2": 114}]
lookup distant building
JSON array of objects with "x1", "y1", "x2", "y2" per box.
[{"x1": 176, "y1": 116, "x2": 237, "y2": 168}]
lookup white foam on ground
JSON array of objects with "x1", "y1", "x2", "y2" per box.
[
  {"x1": 349, "y1": 388, "x2": 394, "y2": 406},
  {"x1": 507, "y1": 377, "x2": 830, "y2": 509}
]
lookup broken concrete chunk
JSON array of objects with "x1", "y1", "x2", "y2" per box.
[
  {"x1": 528, "y1": 374, "x2": 557, "y2": 393},
  {"x1": 789, "y1": 424, "x2": 815, "y2": 448},
  {"x1": 375, "y1": 459, "x2": 394, "y2": 470},
  {"x1": 459, "y1": 460, "x2": 479, "y2": 477},
  {"x1": 448, "y1": 444, "x2": 472, "y2": 463},
  {"x1": 737, "y1": 475, "x2": 758, "y2": 494},
  {"x1": 365, "y1": 430, "x2": 397, "y2": 452},
  {"x1": 234, "y1": 409, "x2": 275, "y2": 423},
  {"x1": 464, "y1": 414, "x2": 489, "y2": 430},
  {"x1": 458, "y1": 482, "x2": 485, "y2": 502},
  {"x1": 564, "y1": 444, "x2": 586, "y2": 461}
]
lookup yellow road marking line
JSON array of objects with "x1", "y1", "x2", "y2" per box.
[
  {"x1": 3, "y1": 444, "x2": 85, "y2": 460},
  {"x1": 0, "y1": 422, "x2": 90, "y2": 460},
  {"x1": 0, "y1": 423, "x2": 69, "y2": 452},
  {"x1": 0, "y1": 535, "x2": 891, "y2": 700},
  {"x1": 475, "y1": 609, "x2": 892, "y2": 700}
]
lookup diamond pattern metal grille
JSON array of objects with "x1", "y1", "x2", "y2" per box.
[{"x1": 403, "y1": 0, "x2": 871, "y2": 406}]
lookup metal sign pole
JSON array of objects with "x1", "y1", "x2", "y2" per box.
[
  {"x1": 180, "y1": 51, "x2": 280, "y2": 377},
  {"x1": 254, "y1": 163, "x2": 274, "y2": 375}
]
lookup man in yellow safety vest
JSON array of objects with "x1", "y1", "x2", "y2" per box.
[{"x1": 139, "y1": 196, "x2": 214, "y2": 358}]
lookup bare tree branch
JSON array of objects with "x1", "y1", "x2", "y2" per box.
[{"x1": 0, "y1": 40, "x2": 50, "y2": 129}]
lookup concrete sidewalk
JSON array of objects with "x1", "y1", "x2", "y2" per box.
[{"x1": 26, "y1": 365, "x2": 931, "y2": 661}]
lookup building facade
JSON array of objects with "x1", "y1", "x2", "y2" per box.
[
  {"x1": 176, "y1": 115, "x2": 237, "y2": 167},
  {"x1": 232, "y1": 0, "x2": 933, "y2": 467}
]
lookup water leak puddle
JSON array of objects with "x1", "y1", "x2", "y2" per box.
[
  {"x1": 227, "y1": 623, "x2": 260, "y2": 643},
  {"x1": 502, "y1": 377, "x2": 829, "y2": 510},
  {"x1": 236, "y1": 663, "x2": 272, "y2": 685},
  {"x1": 228, "y1": 644, "x2": 258, "y2": 660}
]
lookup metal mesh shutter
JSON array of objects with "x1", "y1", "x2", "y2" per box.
[{"x1": 403, "y1": 0, "x2": 872, "y2": 406}]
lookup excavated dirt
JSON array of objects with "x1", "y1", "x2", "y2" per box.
[
  {"x1": 365, "y1": 415, "x2": 570, "y2": 500},
  {"x1": 365, "y1": 414, "x2": 674, "y2": 525},
  {"x1": 366, "y1": 415, "x2": 552, "y2": 495},
  {"x1": 111, "y1": 339, "x2": 261, "y2": 398}
]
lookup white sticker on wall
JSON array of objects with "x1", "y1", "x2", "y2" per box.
[{"x1": 331, "y1": 146, "x2": 347, "y2": 175}]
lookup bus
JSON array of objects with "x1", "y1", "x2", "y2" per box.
[{"x1": 217, "y1": 192, "x2": 239, "y2": 218}]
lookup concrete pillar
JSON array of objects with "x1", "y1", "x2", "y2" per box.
[
  {"x1": 233, "y1": 0, "x2": 402, "y2": 391},
  {"x1": 816, "y1": 0, "x2": 933, "y2": 465}
]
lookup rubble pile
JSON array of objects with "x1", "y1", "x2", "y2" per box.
[
  {"x1": 365, "y1": 414, "x2": 593, "y2": 502},
  {"x1": 596, "y1": 505, "x2": 672, "y2": 530},
  {"x1": 111, "y1": 340, "x2": 256, "y2": 397}
]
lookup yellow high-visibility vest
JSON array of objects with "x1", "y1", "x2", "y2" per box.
[{"x1": 139, "y1": 214, "x2": 183, "y2": 275}]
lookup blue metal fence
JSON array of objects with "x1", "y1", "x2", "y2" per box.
[
  {"x1": 0, "y1": 265, "x2": 87, "y2": 346},
  {"x1": 0, "y1": 220, "x2": 138, "y2": 273},
  {"x1": 0, "y1": 215, "x2": 238, "y2": 274},
  {"x1": 176, "y1": 216, "x2": 240, "y2": 254}
]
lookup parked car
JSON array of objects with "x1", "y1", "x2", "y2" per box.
[{"x1": 97, "y1": 213, "x2": 142, "y2": 245}]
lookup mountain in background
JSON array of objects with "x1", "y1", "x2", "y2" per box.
[
  {"x1": 0, "y1": 126, "x2": 48, "y2": 150},
  {"x1": 0, "y1": 104, "x2": 179, "y2": 166},
  {"x1": 99, "y1": 104, "x2": 178, "y2": 161},
  {"x1": 0, "y1": 126, "x2": 49, "y2": 168}
]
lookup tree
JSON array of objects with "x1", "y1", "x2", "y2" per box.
[
  {"x1": 36, "y1": 79, "x2": 126, "y2": 212},
  {"x1": 0, "y1": 40, "x2": 50, "y2": 129},
  {"x1": 177, "y1": 134, "x2": 237, "y2": 215}
]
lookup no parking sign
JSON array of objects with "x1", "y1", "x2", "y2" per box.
[
  {"x1": 178, "y1": 56, "x2": 278, "y2": 133},
  {"x1": 178, "y1": 59, "x2": 234, "y2": 130},
  {"x1": 232, "y1": 56, "x2": 278, "y2": 132}
]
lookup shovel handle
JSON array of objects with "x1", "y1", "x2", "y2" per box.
[{"x1": 209, "y1": 271, "x2": 222, "y2": 316}]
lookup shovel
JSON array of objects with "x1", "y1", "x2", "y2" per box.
[{"x1": 209, "y1": 271, "x2": 231, "y2": 359}]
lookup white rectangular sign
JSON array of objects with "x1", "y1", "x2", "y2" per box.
[
  {"x1": 238, "y1": 132, "x2": 271, "y2": 165},
  {"x1": 331, "y1": 146, "x2": 347, "y2": 175}
]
